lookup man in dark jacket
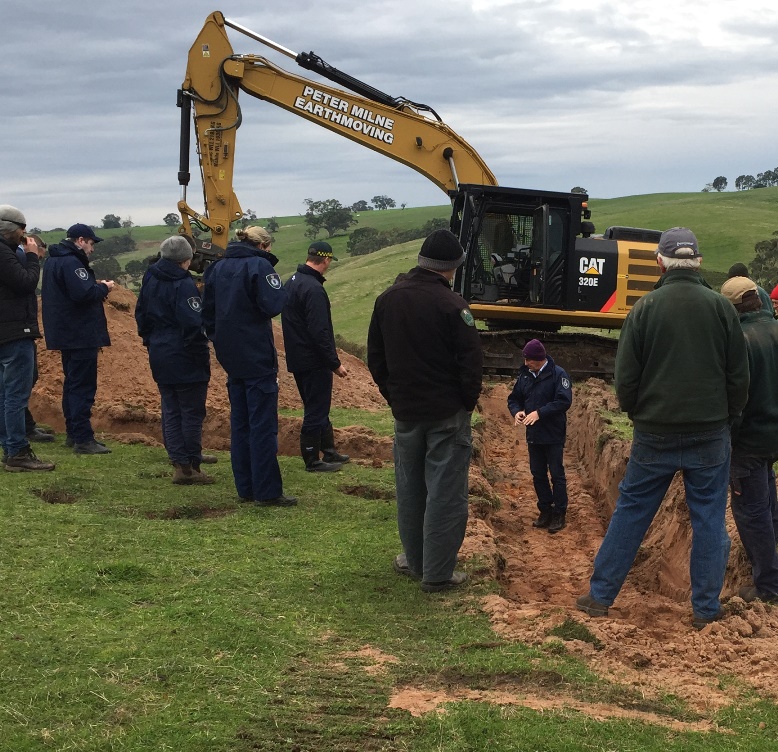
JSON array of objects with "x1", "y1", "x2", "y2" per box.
[
  {"x1": 41, "y1": 223, "x2": 114, "y2": 455},
  {"x1": 136, "y1": 236, "x2": 212, "y2": 485},
  {"x1": 368, "y1": 229, "x2": 483, "y2": 593},
  {"x1": 202, "y1": 225, "x2": 295, "y2": 506},
  {"x1": 720, "y1": 276, "x2": 778, "y2": 604},
  {"x1": 282, "y1": 240, "x2": 348, "y2": 472},
  {"x1": 577, "y1": 227, "x2": 749, "y2": 630},
  {"x1": 0, "y1": 205, "x2": 54, "y2": 471},
  {"x1": 507, "y1": 338, "x2": 572, "y2": 533}
]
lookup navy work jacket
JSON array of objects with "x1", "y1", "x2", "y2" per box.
[
  {"x1": 135, "y1": 258, "x2": 210, "y2": 385},
  {"x1": 41, "y1": 239, "x2": 110, "y2": 350},
  {"x1": 281, "y1": 264, "x2": 341, "y2": 373},
  {"x1": 507, "y1": 355, "x2": 572, "y2": 444},
  {"x1": 201, "y1": 241, "x2": 286, "y2": 380}
]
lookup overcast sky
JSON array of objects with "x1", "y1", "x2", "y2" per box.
[{"x1": 5, "y1": 0, "x2": 777, "y2": 230}]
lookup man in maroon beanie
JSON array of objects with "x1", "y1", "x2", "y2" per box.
[
  {"x1": 508, "y1": 338, "x2": 572, "y2": 533},
  {"x1": 368, "y1": 229, "x2": 483, "y2": 593}
]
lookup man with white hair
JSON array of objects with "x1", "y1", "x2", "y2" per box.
[
  {"x1": 0, "y1": 205, "x2": 54, "y2": 471},
  {"x1": 577, "y1": 227, "x2": 749, "y2": 629}
]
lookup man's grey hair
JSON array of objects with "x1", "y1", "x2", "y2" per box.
[{"x1": 659, "y1": 255, "x2": 701, "y2": 271}]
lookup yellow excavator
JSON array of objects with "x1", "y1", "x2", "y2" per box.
[{"x1": 177, "y1": 11, "x2": 662, "y2": 376}]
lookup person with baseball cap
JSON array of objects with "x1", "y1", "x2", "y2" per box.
[
  {"x1": 368, "y1": 229, "x2": 483, "y2": 593},
  {"x1": 135, "y1": 236, "x2": 213, "y2": 485},
  {"x1": 507, "y1": 338, "x2": 573, "y2": 534},
  {"x1": 577, "y1": 227, "x2": 749, "y2": 629},
  {"x1": 41, "y1": 223, "x2": 115, "y2": 455},
  {"x1": 720, "y1": 276, "x2": 778, "y2": 605},
  {"x1": 0, "y1": 205, "x2": 55, "y2": 471},
  {"x1": 281, "y1": 240, "x2": 349, "y2": 473}
]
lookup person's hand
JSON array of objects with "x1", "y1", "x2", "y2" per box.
[
  {"x1": 335, "y1": 365, "x2": 348, "y2": 378},
  {"x1": 514, "y1": 411, "x2": 526, "y2": 426},
  {"x1": 100, "y1": 279, "x2": 115, "y2": 291},
  {"x1": 24, "y1": 236, "x2": 45, "y2": 258},
  {"x1": 522, "y1": 410, "x2": 540, "y2": 426}
]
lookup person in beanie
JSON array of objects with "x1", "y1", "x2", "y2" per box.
[
  {"x1": 202, "y1": 226, "x2": 296, "y2": 506},
  {"x1": 0, "y1": 205, "x2": 54, "y2": 471},
  {"x1": 41, "y1": 223, "x2": 115, "y2": 455},
  {"x1": 577, "y1": 227, "x2": 749, "y2": 629},
  {"x1": 135, "y1": 236, "x2": 213, "y2": 485},
  {"x1": 368, "y1": 229, "x2": 483, "y2": 592},
  {"x1": 282, "y1": 240, "x2": 349, "y2": 473},
  {"x1": 720, "y1": 277, "x2": 778, "y2": 604},
  {"x1": 726, "y1": 263, "x2": 774, "y2": 317},
  {"x1": 507, "y1": 338, "x2": 572, "y2": 533}
]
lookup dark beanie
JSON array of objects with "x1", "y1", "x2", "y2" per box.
[
  {"x1": 522, "y1": 339, "x2": 546, "y2": 360},
  {"x1": 727, "y1": 263, "x2": 749, "y2": 279},
  {"x1": 418, "y1": 229, "x2": 465, "y2": 272}
]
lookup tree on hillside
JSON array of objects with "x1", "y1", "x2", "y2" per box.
[
  {"x1": 303, "y1": 198, "x2": 357, "y2": 239},
  {"x1": 570, "y1": 186, "x2": 588, "y2": 194},
  {"x1": 266, "y1": 216, "x2": 279, "y2": 233},
  {"x1": 163, "y1": 213, "x2": 180, "y2": 232},
  {"x1": 371, "y1": 195, "x2": 396, "y2": 210},
  {"x1": 735, "y1": 175, "x2": 755, "y2": 191},
  {"x1": 712, "y1": 176, "x2": 727, "y2": 192},
  {"x1": 91, "y1": 255, "x2": 121, "y2": 280},
  {"x1": 237, "y1": 209, "x2": 257, "y2": 229},
  {"x1": 125, "y1": 259, "x2": 149, "y2": 276},
  {"x1": 351, "y1": 200, "x2": 371, "y2": 212},
  {"x1": 101, "y1": 214, "x2": 121, "y2": 229},
  {"x1": 94, "y1": 234, "x2": 137, "y2": 256},
  {"x1": 749, "y1": 231, "x2": 778, "y2": 291}
]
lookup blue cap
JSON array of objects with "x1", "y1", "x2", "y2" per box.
[{"x1": 67, "y1": 223, "x2": 103, "y2": 243}]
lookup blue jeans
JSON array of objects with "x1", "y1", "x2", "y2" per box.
[
  {"x1": 159, "y1": 381, "x2": 208, "y2": 466},
  {"x1": 528, "y1": 442, "x2": 567, "y2": 512},
  {"x1": 227, "y1": 376, "x2": 282, "y2": 502},
  {"x1": 590, "y1": 426, "x2": 731, "y2": 620},
  {"x1": 729, "y1": 455, "x2": 778, "y2": 597},
  {"x1": 393, "y1": 409, "x2": 472, "y2": 583},
  {"x1": 0, "y1": 338, "x2": 35, "y2": 456}
]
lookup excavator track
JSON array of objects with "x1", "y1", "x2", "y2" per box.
[{"x1": 479, "y1": 329, "x2": 619, "y2": 380}]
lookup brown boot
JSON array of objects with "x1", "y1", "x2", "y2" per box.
[
  {"x1": 172, "y1": 463, "x2": 194, "y2": 485},
  {"x1": 5, "y1": 446, "x2": 55, "y2": 472},
  {"x1": 190, "y1": 464, "x2": 215, "y2": 485}
]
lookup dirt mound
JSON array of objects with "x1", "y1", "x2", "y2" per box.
[
  {"x1": 468, "y1": 379, "x2": 778, "y2": 713},
  {"x1": 29, "y1": 285, "x2": 389, "y2": 460}
]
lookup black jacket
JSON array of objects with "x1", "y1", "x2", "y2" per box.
[
  {"x1": 281, "y1": 264, "x2": 341, "y2": 373},
  {"x1": 0, "y1": 238, "x2": 41, "y2": 346},
  {"x1": 201, "y1": 241, "x2": 286, "y2": 380},
  {"x1": 135, "y1": 258, "x2": 210, "y2": 385},
  {"x1": 507, "y1": 356, "x2": 572, "y2": 444},
  {"x1": 367, "y1": 266, "x2": 483, "y2": 421},
  {"x1": 41, "y1": 239, "x2": 110, "y2": 350}
]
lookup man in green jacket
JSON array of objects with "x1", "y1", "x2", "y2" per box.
[
  {"x1": 720, "y1": 276, "x2": 778, "y2": 604},
  {"x1": 577, "y1": 227, "x2": 749, "y2": 630}
]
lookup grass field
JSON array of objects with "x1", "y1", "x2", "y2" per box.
[{"x1": 4, "y1": 437, "x2": 778, "y2": 751}]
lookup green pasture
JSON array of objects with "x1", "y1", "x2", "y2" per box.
[{"x1": 3, "y1": 436, "x2": 778, "y2": 751}]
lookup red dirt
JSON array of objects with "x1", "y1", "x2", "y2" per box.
[{"x1": 30, "y1": 289, "x2": 778, "y2": 717}]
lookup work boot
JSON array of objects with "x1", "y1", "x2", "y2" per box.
[
  {"x1": 738, "y1": 585, "x2": 778, "y2": 604},
  {"x1": 691, "y1": 608, "x2": 726, "y2": 630},
  {"x1": 5, "y1": 446, "x2": 55, "y2": 472},
  {"x1": 190, "y1": 463, "x2": 215, "y2": 485},
  {"x1": 321, "y1": 425, "x2": 349, "y2": 464},
  {"x1": 532, "y1": 509, "x2": 552, "y2": 528},
  {"x1": 27, "y1": 427, "x2": 55, "y2": 443},
  {"x1": 200, "y1": 454, "x2": 218, "y2": 464},
  {"x1": 74, "y1": 440, "x2": 111, "y2": 455},
  {"x1": 548, "y1": 510, "x2": 567, "y2": 534},
  {"x1": 300, "y1": 432, "x2": 342, "y2": 473},
  {"x1": 172, "y1": 463, "x2": 194, "y2": 485},
  {"x1": 421, "y1": 571, "x2": 468, "y2": 593},
  {"x1": 576, "y1": 593, "x2": 609, "y2": 617}
]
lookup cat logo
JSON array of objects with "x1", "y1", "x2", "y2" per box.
[
  {"x1": 75, "y1": 268, "x2": 89, "y2": 281},
  {"x1": 266, "y1": 273, "x2": 282, "y2": 289},
  {"x1": 579, "y1": 257, "x2": 605, "y2": 275}
]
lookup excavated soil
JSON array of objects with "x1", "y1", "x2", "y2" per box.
[{"x1": 30, "y1": 288, "x2": 778, "y2": 719}]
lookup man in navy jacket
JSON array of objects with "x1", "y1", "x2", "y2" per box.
[
  {"x1": 41, "y1": 223, "x2": 114, "y2": 455},
  {"x1": 508, "y1": 339, "x2": 573, "y2": 533},
  {"x1": 282, "y1": 241, "x2": 348, "y2": 472}
]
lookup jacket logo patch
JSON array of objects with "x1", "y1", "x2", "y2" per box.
[
  {"x1": 75, "y1": 268, "x2": 89, "y2": 281},
  {"x1": 187, "y1": 296, "x2": 202, "y2": 312},
  {"x1": 266, "y1": 273, "x2": 282, "y2": 289},
  {"x1": 562, "y1": 377, "x2": 570, "y2": 389},
  {"x1": 460, "y1": 308, "x2": 475, "y2": 327}
]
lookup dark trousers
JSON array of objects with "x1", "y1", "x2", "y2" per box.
[
  {"x1": 527, "y1": 442, "x2": 568, "y2": 513},
  {"x1": 227, "y1": 376, "x2": 282, "y2": 502},
  {"x1": 293, "y1": 368, "x2": 333, "y2": 434},
  {"x1": 729, "y1": 456, "x2": 778, "y2": 597},
  {"x1": 159, "y1": 381, "x2": 208, "y2": 466},
  {"x1": 61, "y1": 348, "x2": 98, "y2": 444}
]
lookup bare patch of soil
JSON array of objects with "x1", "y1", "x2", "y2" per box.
[
  {"x1": 338, "y1": 484, "x2": 396, "y2": 501},
  {"x1": 30, "y1": 487, "x2": 80, "y2": 505},
  {"x1": 145, "y1": 504, "x2": 235, "y2": 520}
]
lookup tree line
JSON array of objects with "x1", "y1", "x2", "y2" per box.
[{"x1": 703, "y1": 168, "x2": 778, "y2": 192}]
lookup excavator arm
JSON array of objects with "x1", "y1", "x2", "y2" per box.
[{"x1": 177, "y1": 11, "x2": 497, "y2": 255}]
